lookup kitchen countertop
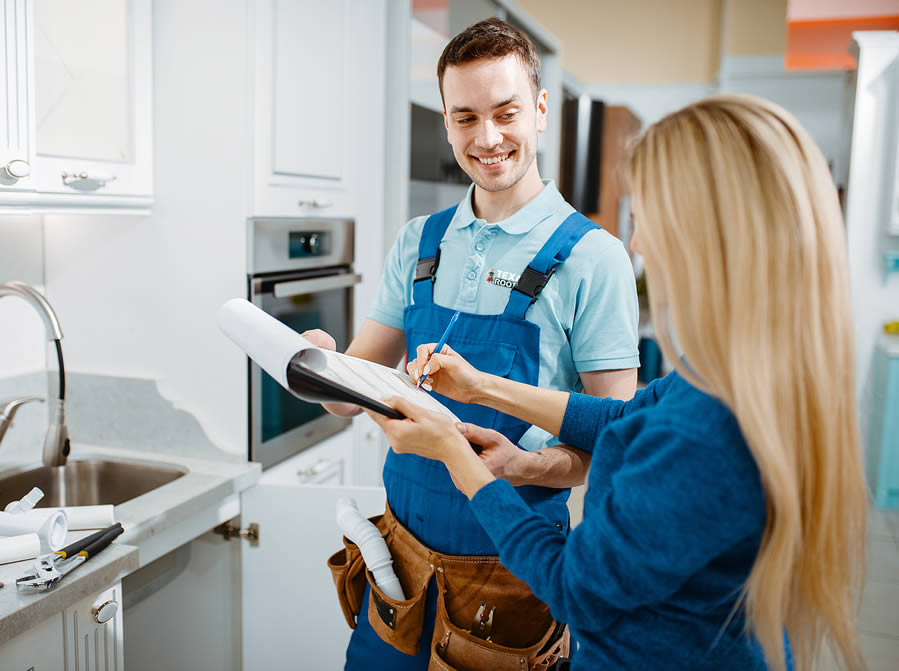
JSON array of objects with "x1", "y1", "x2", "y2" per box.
[{"x1": 0, "y1": 444, "x2": 261, "y2": 645}]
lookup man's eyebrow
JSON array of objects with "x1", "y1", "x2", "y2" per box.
[{"x1": 449, "y1": 96, "x2": 521, "y2": 115}]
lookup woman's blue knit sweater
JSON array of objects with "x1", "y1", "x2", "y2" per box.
[{"x1": 469, "y1": 371, "x2": 773, "y2": 670}]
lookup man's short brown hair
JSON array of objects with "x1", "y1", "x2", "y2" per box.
[{"x1": 437, "y1": 17, "x2": 541, "y2": 103}]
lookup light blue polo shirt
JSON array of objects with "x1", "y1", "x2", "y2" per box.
[{"x1": 370, "y1": 180, "x2": 640, "y2": 450}]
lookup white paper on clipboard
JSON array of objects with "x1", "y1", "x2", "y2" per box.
[{"x1": 298, "y1": 347, "x2": 460, "y2": 422}]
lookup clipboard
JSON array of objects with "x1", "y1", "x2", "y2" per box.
[
  {"x1": 283, "y1": 347, "x2": 460, "y2": 423},
  {"x1": 286, "y1": 358, "x2": 405, "y2": 419}
]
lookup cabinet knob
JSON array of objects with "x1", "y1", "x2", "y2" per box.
[
  {"x1": 0, "y1": 159, "x2": 30, "y2": 183},
  {"x1": 92, "y1": 599, "x2": 119, "y2": 624}
]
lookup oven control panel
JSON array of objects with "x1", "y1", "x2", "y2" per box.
[{"x1": 289, "y1": 231, "x2": 331, "y2": 258}]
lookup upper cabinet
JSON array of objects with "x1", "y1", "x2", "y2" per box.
[
  {"x1": 0, "y1": 0, "x2": 152, "y2": 212},
  {"x1": 251, "y1": 0, "x2": 376, "y2": 219}
]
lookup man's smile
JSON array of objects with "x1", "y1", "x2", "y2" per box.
[{"x1": 473, "y1": 150, "x2": 515, "y2": 166}]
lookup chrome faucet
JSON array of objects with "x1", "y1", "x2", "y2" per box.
[{"x1": 0, "y1": 281, "x2": 70, "y2": 466}]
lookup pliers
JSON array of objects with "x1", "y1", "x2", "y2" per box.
[{"x1": 16, "y1": 523, "x2": 124, "y2": 591}]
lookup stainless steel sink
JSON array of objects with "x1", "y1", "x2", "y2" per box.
[{"x1": 0, "y1": 459, "x2": 188, "y2": 507}]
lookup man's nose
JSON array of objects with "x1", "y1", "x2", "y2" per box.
[{"x1": 475, "y1": 120, "x2": 503, "y2": 149}]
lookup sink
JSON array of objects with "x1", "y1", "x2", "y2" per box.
[{"x1": 0, "y1": 459, "x2": 188, "y2": 507}]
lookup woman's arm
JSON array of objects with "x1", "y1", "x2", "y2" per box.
[
  {"x1": 467, "y1": 419, "x2": 766, "y2": 629},
  {"x1": 410, "y1": 343, "x2": 676, "y2": 448}
]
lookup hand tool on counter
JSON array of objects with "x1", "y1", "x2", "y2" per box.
[{"x1": 15, "y1": 523, "x2": 124, "y2": 591}]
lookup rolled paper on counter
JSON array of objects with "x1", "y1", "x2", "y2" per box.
[
  {"x1": 11, "y1": 505, "x2": 114, "y2": 530},
  {"x1": 0, "y1": 509, "x2": 68, "y2": 552},
  {"x1": 0, "y1": 533, "x2": 41, "y2": 565}
]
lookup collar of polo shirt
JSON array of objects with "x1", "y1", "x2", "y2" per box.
[{"x1": 451, "y1": 180, "x2": 564, "y2": 235}]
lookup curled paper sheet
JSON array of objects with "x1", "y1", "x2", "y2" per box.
[{"x1": 0, "y1": 533, "x2": 41, "y2": 565}]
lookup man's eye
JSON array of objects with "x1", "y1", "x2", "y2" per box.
[
  {"x1": 456, "y1": 117, "x2": 474, "y2": 124},
  {"x1": 501, "y1": 112, "x2": 517, "y2": 119}
]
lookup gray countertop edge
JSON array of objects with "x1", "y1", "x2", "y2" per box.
[
  {"x1": 0, "y1": 445, "x2": 262, "y2": 645},
  {"x1": 0, "y1": 543, "x2": 139, "y2": 644}
]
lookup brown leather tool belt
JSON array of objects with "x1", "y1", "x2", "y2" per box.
[{"x1": 327, "y1": 505, "x2": 568, "y2": 671}]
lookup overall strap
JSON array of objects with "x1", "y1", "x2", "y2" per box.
[
  {"x1": 503, "y1": 212, "x2": 599, "y2": 320},
  {"x1": 412, "y1": 205, "x2": 459, "y2": 306}
]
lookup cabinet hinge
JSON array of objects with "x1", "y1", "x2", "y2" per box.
[{"x1": 213, "y1": 521, "x2": 259, "y2": 547}]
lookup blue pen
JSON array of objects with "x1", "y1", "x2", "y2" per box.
[{"x1": 416, "y1": 310, "x2": 461, "y2": 389}]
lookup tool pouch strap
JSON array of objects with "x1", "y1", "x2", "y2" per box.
[{"x1": 327, "y1": 506, "x2": 568, "y2": 669}]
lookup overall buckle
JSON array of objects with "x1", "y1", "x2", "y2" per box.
[
  {"x1": 514, "y1": 265, "x2": 555, "y2": 300},
  {"x1": 414, "y1": 248, "x2": 441, "y2": 283}
]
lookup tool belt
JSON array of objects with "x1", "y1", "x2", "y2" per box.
[{"x1": 327, "y1": 505, "x2": 568, "y2": 671}]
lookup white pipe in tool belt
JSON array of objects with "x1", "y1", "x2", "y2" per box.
[{"x1": 336, "y1": 497, "x2": 405, "y2": 601}]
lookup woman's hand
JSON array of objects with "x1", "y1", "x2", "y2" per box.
[
  {"x1": 406, "y1": 343, "x2": 486, "y2": 403},
  {"x1": 458, "y1": 423, "x2": 535, "y2": 486},
  {"x1": 365, "y1": 397, "x2": 495, "y2": 498}
]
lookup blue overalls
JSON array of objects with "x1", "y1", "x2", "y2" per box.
[{"x1": 345, "y1": 205, "x2": 596, "y2": 670}]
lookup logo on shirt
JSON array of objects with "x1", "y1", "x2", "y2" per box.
[{"x1": 486, "y1": 268, "x2": 520, "y2": 289}]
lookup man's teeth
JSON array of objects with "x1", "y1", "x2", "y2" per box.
[{"x1": 478, "y1": 153, "x2": 510, "y2": 165}]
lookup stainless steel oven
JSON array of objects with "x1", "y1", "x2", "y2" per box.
[{"x1": 247, "y1": 217, "x2": 359, "y2": 470}]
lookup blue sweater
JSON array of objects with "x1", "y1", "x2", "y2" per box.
[{"x1": 469, "y1": 372, "x2": 772, "y2": 670}]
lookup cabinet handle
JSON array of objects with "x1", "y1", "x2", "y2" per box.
[
  {"x1": 297, "y1": 199, "x2": 334, "y2": 209},
  {"x1": 0, "y1": 159, "x2": 30, "y2": 184},
  {"x1": 61, "y1": 171, "x2": 117, "y2": 191},
  {"x1": 92, "y1": 599, "x2": 119, "y2": 624},
  {"x1": 297, "y1": 457, "x2": 344, "y2": 484}
]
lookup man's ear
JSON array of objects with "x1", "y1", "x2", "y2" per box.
[
  {"x1": 443, "y1": 108, "x2": 452, "y2": 142},
  {"x1": 536, "y1": 88, "x2": 548, "y2": 133}
]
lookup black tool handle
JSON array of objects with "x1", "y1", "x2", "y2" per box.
[
  {"x1": 56, "y1": 524, "x2": 122, "y2": 558},
  {"x1": 81, "y1": 524, "x2": 124, "y2": 558}
]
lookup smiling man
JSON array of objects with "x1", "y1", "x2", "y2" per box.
[{"x1": 306, "y1": 18, "x2": 640, "y2": 670}]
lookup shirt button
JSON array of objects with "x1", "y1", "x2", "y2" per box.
[
  {"x1": 475, "y1": 243, "x2": 485, "y2": 252},
  {"x1": 467, "y1": 271, "x2": 476, "y2": 280}
]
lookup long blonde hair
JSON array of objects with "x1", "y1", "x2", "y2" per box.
[{"x1": 627, "y1": 94, "x2": 867, "y2": 671}]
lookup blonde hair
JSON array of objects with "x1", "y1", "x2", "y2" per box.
[{"x1": 627, "y1": 94, "x2": 867, "y2": 671}]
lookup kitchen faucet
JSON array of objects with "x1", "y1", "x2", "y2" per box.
[{"x1": 0, "y1": 281, "x2": 70, "y2": 466}]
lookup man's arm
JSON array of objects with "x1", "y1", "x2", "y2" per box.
[
  {"x1": 305, "y1": 318, "x2": 406, "y2": 417},
  {"x1": 520, "y1": 368, "x2": 636, "y2": 487}
]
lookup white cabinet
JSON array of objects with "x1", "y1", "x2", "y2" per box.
[
  {"x1": 0, "y1": 0, "x2": 153, "y2": 212},
  {"x1": 250, "y1": 0, "x2": 380, "y2": 218},
  {"x1": 0, "y1": 582, "x2": 124, "y2": 671},
  {"x1": 0, "y1": 0, "x2": 32, "y2": 194},
  {"x1": 240, "y1": 437, "x2": 386, "y2": 669},
  {"x1": 0, "y1": 611, "x2": 65, "y2": 671}
]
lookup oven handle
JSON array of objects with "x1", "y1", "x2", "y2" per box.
[{"x1": 272, "y1": 273, "x2": 362, "y2": 299}]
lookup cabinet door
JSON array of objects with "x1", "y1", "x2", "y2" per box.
[
  {"x1": 0, "y1": 0, "x2": 34, "y2": 194},
  {"x1": 62, "y1": 583, "x2": 126, "y2": 671},
  {"x1": 241, "y1": 478, "x2": 386, "y2": 669},
  {"x1": 0, "y1": 612, "x2": 65, "y2": 671},
  {"x1": 27, "y1": 0, "x2": 152, "y2": 205},
  {"x1": 250, "y1": 0, "x2": 385, "y2": 217}
]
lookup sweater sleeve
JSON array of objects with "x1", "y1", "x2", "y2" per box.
[
  {"x1": 470, "y1": 418, "x2": 765, "y2": 631},
  {"x1": 558, "y1": 372, "x2": 675, "y2": 453}
]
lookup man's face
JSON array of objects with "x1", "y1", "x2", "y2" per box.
[{"x1": 442, "y1": 55, "x2": 547, "y2": 193}]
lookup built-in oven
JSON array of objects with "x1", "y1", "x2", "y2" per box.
[{"x1": 247, "y1": 217, "x2": 359, "y2": 470}]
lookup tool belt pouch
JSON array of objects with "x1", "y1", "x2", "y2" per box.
[
  {"x1": 363, "y1": 515, "x2": 435, "y2": 656},
  {"x1": 428, "y1": 561, "x2": 569, "y2": 671},
  {"x1": 327, "y1": 515, "x2": 386, "y2": 629}
]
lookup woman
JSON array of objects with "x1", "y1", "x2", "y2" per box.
[{"x1": 366, "y1": 95, "x2": 868, "y2": 671}]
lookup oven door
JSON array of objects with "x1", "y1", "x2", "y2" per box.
[{"x1": 249, "y1": 269, "x2": 360, "y2": 469}]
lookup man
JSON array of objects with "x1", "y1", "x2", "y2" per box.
[{"x1": 308, "y1": 18, "x2": 639, "y2": 670}]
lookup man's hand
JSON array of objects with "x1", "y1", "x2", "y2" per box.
[
  {"x1": 406, "y1": 343, "x2": 486, "y2": 403},
  {"x1": 301, "y1": 329, "x2": 337, "y2": 351},
  {"x1": 364, "y1": 397, "x2": 494, "y2": 499},
  {"x1": 301, "y1": 328, "x2": 361, "y2": 417},
  {"x1": 457, "y1": 423, "x2": 534, "y2": 486}
]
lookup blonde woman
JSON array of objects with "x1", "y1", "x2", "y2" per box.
[{"x1": 367, "y1": 94, "x2": 868, "y2": 671}]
